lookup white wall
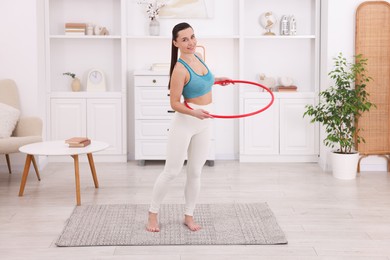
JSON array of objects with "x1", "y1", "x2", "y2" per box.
[
  {"x1": 1, "y1": 0, "x2": 388, "y2": 170},
  {"x1": 320, "y1": 0, "x2": 390, "y2": 171},
  {"x1": 0, "y1": 0, "x2": 46, "y2": 170}
]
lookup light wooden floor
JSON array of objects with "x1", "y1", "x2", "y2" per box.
[{"x1": 1, "y1": 160, "x2": 390, "y2": 260}]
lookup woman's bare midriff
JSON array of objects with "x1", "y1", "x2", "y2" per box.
[{"x1": 184, "y1": 91, "x2": 212, "y2": 105}]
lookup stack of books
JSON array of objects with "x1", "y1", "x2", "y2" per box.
[
  {"x1": 65, "y1": 137, "x2": 91, "y2": 147},
  {"x1": 277, "y1": 86, "x2": 298, "y2": 92},
  {"x1": 65, "y1": 23, "x2": 86, "y2": 35}
]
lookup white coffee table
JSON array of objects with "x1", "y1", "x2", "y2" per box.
[{"x1": 18, "y1": 140, "x2": 109, "y2": 206}]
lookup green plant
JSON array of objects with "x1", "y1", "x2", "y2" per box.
[
  {"x1": 303, "y1": 53, "x2": 375, "y2": 154},
  {"x1": 63, "y1": 72, "x2": 76, "y2": 79}
]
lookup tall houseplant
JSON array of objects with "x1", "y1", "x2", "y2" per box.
[{"x1": 304, "y1": 53, "x2": 374, "y2": 179}]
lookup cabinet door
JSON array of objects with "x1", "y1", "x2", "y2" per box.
[
  {"x1": 87, "y1": 99, "x2": 122, "y2": 154},
  {"x1": 50, "y1": 99, "x2": 87, "y2": 140},
  {"x1": 242, "y1": 99, "x2": 279, "y2": 155},
  {"x1": 279, "y1": 98, "x2": 318, "y2": 155}
]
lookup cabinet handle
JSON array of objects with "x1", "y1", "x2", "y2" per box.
[
  {"x1": 167, "y1": 110, "x2": 175, "y2": 113},
  {"x1": 167, "y1": 93, "x2": 170, "y2": 96},
  {"x1": 152, "y1": 79, "x2": 157, "y2": 83}
]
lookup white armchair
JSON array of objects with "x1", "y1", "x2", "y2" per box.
[{"x1": 0, "y1": 79, "x2": 42, "y2": 179}]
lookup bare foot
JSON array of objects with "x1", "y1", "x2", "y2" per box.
[
  {"x1": 184, "y1": 215, "x2": 201, "y2": 231},
  {"x1": 146, "y1": 212, "x2": 160, "y2": 232}
]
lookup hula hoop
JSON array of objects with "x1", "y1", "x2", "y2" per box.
[{"x1": 184, "y1": 80, "x2": 275, "y2": 119}]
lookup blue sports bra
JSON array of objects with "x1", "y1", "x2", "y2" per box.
[{"x1": 178, "y1": 55, "x2": 215, "y2": 99}]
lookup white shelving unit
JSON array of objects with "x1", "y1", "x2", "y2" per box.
[
  {"x1": 44, "y1": 0, "x2": 320, "y2": 162},
  {"x1": 238, "y1": 0, "x2": 320, "y2": 162},
  {"x1": 44, "y1": 0, "x2": 127, "y2": 162}
]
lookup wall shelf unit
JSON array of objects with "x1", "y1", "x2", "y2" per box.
[{"x1": 44, "y1": 0, "x2": 320, "y2": 162}]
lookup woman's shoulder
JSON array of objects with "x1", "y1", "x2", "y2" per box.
[{"x1": 172, "y1": 62, "x2": 188, "y2": 78}]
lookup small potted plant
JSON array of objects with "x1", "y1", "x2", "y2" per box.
[
  {"x1": 63, "y1": 72, "x2": 81, "y2": 92},
  {"x1": 138, "y1": 0, "x2": 166, "y2": 36},
  {"x1": 303, "y1": 53, "x2": 375, "y2": 179}
]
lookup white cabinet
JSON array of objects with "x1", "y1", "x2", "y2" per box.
[
  {"x1": 240, "y1": 94, "x2": 319, "y2": 162},
  {"x1": 50, "y1": 99, "x2": 87, "y2": 140},
  {"x1": 134, "y1": 71, "x2": 215, "y2": 165},
  {"x1": 51, "y1": 98, "x2": 122, "y2": 155}
]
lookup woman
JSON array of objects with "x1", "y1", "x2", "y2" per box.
[{"x1": 147, "y1": 22, "x2": 231, "y2": 232}]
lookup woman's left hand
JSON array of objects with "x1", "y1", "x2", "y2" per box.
[{"x1": 215, "y1": 77, "x2": 234, "y2": 86}]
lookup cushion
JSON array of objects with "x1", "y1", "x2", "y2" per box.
[{"x1": 0, "y1": 102, "x2": 20, "y2": 138}]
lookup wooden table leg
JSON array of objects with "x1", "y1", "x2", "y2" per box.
[
  {"x1": 5, "y1": 154, "x2": 11, "y2": 174},
  {"x1": 71, "y1": 155, "x2": 81, "y2": 206},
  {"x1": 87, "y1": 153, "x2": 99, "y2": 188},
  {"x1": 19, "y1": 154, "x2": 32, "y2": 196},
  {"x1": 31, "y1": 156, "x2": 41, "y2": 181}
]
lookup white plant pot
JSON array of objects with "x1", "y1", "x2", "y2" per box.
[{"x1": 331, "y1": 152, "x2": 359, "y2": 180}]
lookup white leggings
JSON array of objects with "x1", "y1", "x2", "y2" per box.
[{"x1": 149, "y1": 103, "x2": 213, "y2": 216}]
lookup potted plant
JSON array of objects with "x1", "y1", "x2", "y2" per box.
[
  {"x1": 303, "y1": 53, "x2": 374, "y2": 179},
  {"x1": 63, "y1": 72, "x2": 81, "y2": 92},
  {"x1": 137, "y1": 0, "x2": 166, "y2": 36}
]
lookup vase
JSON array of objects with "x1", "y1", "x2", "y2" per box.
[
  {"x1": 71, "y1": 78, "x2": 81, "y2": 92},
  {"x1": 149, "y1": 19, "x2": 160, "y2": 36},
  {"x1": 331, "y1": 151, "x2": 359, "y2": 180}
]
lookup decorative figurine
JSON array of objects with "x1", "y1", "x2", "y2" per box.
[{"x1": 259, "y1": 12, "x2": 277, "y2": 36}]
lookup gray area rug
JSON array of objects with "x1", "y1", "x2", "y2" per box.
[{"x1": 56, "y1": 203, "x2": 287, "y2": 246}]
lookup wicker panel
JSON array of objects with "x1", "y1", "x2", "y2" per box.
[{"x1": 355, "y1": 1, "x2": 390, "y2": 155}]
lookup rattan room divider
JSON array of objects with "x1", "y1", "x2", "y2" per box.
[{"x1": 355, "y1": 1, "x2": 390, "y2": 172}]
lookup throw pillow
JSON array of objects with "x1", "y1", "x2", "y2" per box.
[{"x1": 0, "y1": 102, "x2": 20, "y2": 138}]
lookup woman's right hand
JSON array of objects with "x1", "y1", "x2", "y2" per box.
[{"x1": 191, "y1": 109, "x2": 213, "y2": 120}]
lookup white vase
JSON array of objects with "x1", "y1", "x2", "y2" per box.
[
  {"x1": 331, "y1": 151, "x2": 359, "y2": 180},
  {"x1": 71, "y1": 78, "x2": 81, "y2": 92},
  {"x1": 149, "y1": 19, "x2": 160, "y2": 36}
]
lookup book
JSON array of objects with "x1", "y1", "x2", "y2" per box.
[
  {"x1": 277, "y1": 85, "x2": 298, "y2": 92},
  {"x1": 65, "y1": 23, "x2": 87, "y2": 29},
  {"x1": 68, "y1": 139, "x2": 91, "y2": 147},
  {"x1": 65, "y1": 137, "x2": 90, "y2": 144}
]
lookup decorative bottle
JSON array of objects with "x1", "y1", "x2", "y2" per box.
[
  {"x1": 149, "y1": 18, "x2": 160, "y2": 36},
  {"x1": 289, "y1": 15, "x2": 297, "y2": 35},
  {"x1": 280, "y1": 15, "x2": 289, "y2": 35}
]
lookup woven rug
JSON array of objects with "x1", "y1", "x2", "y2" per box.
[{"x1": 56, "y1": 203, "x2": 287, "y2": 246}]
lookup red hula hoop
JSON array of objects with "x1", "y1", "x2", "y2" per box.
[{"x1": 184, "y1": 80, "x2": 275, "y2": 119}]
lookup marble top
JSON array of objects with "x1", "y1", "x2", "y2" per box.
[{"x1": 19, "y1": 140, "x2": 109, "y2": 156}]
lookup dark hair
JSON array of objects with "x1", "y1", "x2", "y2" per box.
[{"x1": 168, "y1": 22, "x2": 192, "y2": 89}]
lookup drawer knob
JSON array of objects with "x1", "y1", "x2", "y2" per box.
[
  {"x1": 152, "y1": 79, "x2": 157, "y2": 83},
  {"x1": 167, "y1": 110, "x2": 175, "y2": 113}
]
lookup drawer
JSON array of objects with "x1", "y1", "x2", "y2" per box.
[
  {"x1": 135, "y1": 120, "x2": 170, "y2": 139},
  {"x1": 134, "y1": 76, "x2": 169, "y2": 87},
  {"x1": 134, "y1": 140, "x2": 216, "y2": 160},
  {"x1": 135, "y1": 140, "x2": 168, "y2": 159},
  {"x1": 135, "y1": 87, "x2": 170, "y2": 103},
  {"x1": 135, "y1": 104, "x2": 175, "y2": 119}
]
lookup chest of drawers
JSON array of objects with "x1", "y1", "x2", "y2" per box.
[{"x1": 134, "y1": 71, "x2": 215, "y2": 166}]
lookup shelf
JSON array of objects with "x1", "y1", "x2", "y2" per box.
[
  {"x1": 50, "y1": 35, "x2": 121, "y2": 39},
  {"x1": 49, "y1": 91, "x2": 123, "y2": 99},
  {"x1": 126, "y1": 35, "x2": 240, "y2": 40},
  {"x1": 241, "y1": 91, "x2": 316, "y2": 99},
  {"x1": 244, "y1": 35, "x2": 316, "y2": 39}
]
